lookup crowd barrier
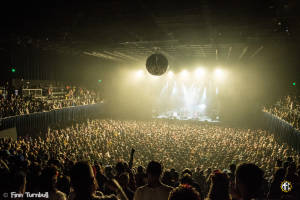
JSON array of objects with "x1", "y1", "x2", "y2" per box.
[
  {"x1": 263, "y1": 112, "x2": 300, "y2": 152},
  {"x1": 0, "y1": 104, "x2": 104, "y2": 136}
]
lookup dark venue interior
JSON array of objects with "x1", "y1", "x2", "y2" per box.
[{"x1": 0, "y1": 1, "x2": 300, "y2": 200}]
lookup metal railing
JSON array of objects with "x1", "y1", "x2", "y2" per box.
[
  {"x1": 0, "y1": 103, "x2": 104, "y2": 137},
  {"x1": 263, "y1": 112, "x2": 300, "y2": 152}
]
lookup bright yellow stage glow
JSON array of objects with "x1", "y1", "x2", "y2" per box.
[
  {"x1": 214, "y1": 69, "x2": 226, "y2": 81},
  {"x1": 167, "y1": 71, "x2": 174, "y2": 78},
  {"x1": 180, "y1": 70, "x2": 189, "y2": 78},
  {"x1": 136, "y1": 70, "x2": 144, "y2": 78},
  {"x1": 195, "y1": 68, "x2": 205, "y2": 78}
]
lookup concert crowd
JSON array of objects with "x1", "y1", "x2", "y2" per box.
[
  {"x1": 264, "y1": 95, "x2": 300, "y2": 131},
  {"x1": 1, "y1": 119, "x2": 300, "y2": 200},
  {"x1": 0, "y1": 87, "x2": 101, "y2": 119}
]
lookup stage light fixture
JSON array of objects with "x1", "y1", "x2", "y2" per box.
[
  {"x1": 180, "y1": 70, "x2": 189, "y2": 78},
  {"x1": 195, "y1": 68, "x2": 205, "y2": 78},
  {"x1": 136, "y1": 70, "x2": 144, "y2": 78},
  {"x1": 214, "y1": 69, "x2": 225, "y2": 80},
  {"x1": 167, "y1": 71, "x2": 174, "y2": 78}
]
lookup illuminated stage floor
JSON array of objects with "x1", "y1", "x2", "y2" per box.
[{"x1": 153, "y1": 111, "x2": 220, "y2": 122}]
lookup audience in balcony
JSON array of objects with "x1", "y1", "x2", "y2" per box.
[
  {"x1": 264, "y1": 95, "x2": 300, "y2": 131},
  {"x1": 0, "y1": 86, "x2": 101, "y2": 118}
]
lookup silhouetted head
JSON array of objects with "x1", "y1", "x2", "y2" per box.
[
  {"x1": 40, "y1": 166, "x2": 58, "y2": 192},
  {"x1": 236, "y1": 163, "x2": 264, "y2": 199},
  {"x1": 71, "y1": 161, "x2": 98, "y2": 197},
  {"x1": 169, "y1": 184, "x2": 201, "y2": 200},
  {"x1": 147, "y1": 161, "x2": 162, "y2": 183}
]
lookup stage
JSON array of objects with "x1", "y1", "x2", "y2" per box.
[{"x1": 153, "y1": 107, "x2": 220, "y2": 122}]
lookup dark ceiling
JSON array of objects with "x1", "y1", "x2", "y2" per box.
[{"x1": 1, "y1": 0, "x2": 299, "y2": 67}]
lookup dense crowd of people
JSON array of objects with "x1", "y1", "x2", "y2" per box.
[
  {"x1": 264, "y1": 95, "x2": 300, "y2": 131},
  {"x1": 0, "y1": 87, "x2": 101, "y2": 118},
  {"x1": 1, "y1": 119, "x2": 300, "y2": 200}
]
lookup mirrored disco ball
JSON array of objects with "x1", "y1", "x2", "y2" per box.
[{"x1": 146, "y1": 53, "x2": 168, "y2": 76}]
